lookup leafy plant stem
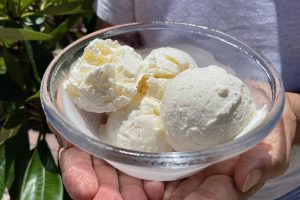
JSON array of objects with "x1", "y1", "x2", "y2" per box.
[
  {"x1": 23, "y1": 40, "x2": 41, "y2": 83},
  {"x1": 0, "y1": 0, "x2": 95, "y2": 198},
  {"x1": 17, "y1": 0, "x2": 21, "y2": 18}
]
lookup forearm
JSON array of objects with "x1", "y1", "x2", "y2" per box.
[{"x1": 286, "y1": 92, "x2": 300, "y2": 145}]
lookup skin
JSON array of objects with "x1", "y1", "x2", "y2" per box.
[{"x1": 58, "y1": 92, "x2": 300, "y2": 200}]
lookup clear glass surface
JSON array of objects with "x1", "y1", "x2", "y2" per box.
[{"x1": 40, "y1": 22, "x2": 284, "y2": 181}]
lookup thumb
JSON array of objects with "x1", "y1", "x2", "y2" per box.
[
  {"x1": 234, "y1": 119, "x2": 290, "y2": 193},
  {"x1": 235, "y1": 93, "x2": 298, "y2": 194},
  {"x1": 184, "y1": 175, "x2": 242, "y2": 200}
]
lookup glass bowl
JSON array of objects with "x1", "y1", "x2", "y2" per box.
[{"x1": 40, "y1": 22, "x2": 284, "y2": 181}]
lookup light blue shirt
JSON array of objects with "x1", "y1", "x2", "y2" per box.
[{"x1": 94, "y1": 0, "x2": 300, "y2": 92}]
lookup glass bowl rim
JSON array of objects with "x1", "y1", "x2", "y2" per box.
[{"x1": 40, "y1": 21, "x2": 285, "y2": 168}]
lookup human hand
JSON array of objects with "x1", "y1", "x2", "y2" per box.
[
  {"x1": 163, "y1": 93, "x2": 298, "y2": 199},
  {"x1": 59, "y1": 146, "x2": 165, "y2": 200},
  {"x1": 59, "y1": 93, "x2": 298, "y2": 200}
]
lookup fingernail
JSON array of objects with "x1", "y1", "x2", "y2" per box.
[{"x1": 242, "y1": 170, "x2": 262, "y2": 192}]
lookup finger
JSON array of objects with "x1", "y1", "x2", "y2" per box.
[
  {"x1": 235, "y1": 119, "x2": 290, "y2": 193},
  {"x1": 47, "y1": 120, "x2": 72, "y2": 149},
  {"x1": 203, "y1": 156, "x2": 239, "y2": 176},
  {"x1": 245, "y1": 182, "x2": 265, "y2": 198},
  {"x1": 234, "y1": 94, "x2": 297, "y2": 193},
  {"x1": 165, "y1": 173, "x2": 207, "y2": 200},
  {"x1": 143, "y1": 180, "x2": 164, "y2": 200},
  {"x1": 92, "y1": 158, "x2": 122, "y2": 200},
  {"x1": 184, "y1": 175, "x2": 243, "y2": 200},
  {"x1": 119, "y1": 172, "x2": 148, "y2": 200},
  {"x1": 59, "y1": 147, "x2": 98, "y2": 200},
  {"x1": 286, "y1": 92, "x2": 300, "y2": 145},
  {"x1": 163, "y1": 180, "x2": 181, "y2": 200}
]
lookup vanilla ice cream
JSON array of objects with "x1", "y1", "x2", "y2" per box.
[
  {"x1": 144, "y1": 47, "x2": 197, "y2": 78},
  {"x1": 64, "y1": 39, "x2": 144, "y2": 113},
  {"x1": 65, "y1": 39, "x2": 261, "y2": 152},
  {"x1": 161, "y1": 65, "x2": 256, "y2": 151},
  {"x1": 99, "y1": 46, "x2": 197, "y2": 152},
  {"x1": 102, "y1": 77, "x2": 173, "y2": 152}
]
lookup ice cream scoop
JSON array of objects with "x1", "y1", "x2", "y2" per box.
[
  {"x1": 144, "y1": 47, "x2": 197, "y2": 78},
  {"x1": 161, "y1": 65, "x2": 256, "y2": 151},
  {"x1": 64, "y1": 39, "x2": 144, "y2": 113},
  {"x1": 102, "y1": 77, "x2": 173, "y2": 152},
  {"x1": 100, "y1": 46, "x2": 197, "y2": 152}
]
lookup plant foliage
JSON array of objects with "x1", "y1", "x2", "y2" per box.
[{"x1": 0, "y1": 0, "x2": 95, "y2": 199}]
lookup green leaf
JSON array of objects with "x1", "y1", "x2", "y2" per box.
[
  {"x1": 3, "y1": 109, "x2": 26, "y2": 129},
  {"x1": 6, "y1": 0, "x2": 20, "y2": 20},
  {"x1": 2, "y1": 44, "x2": 39, "y2": 95},
  {"x1": 20, "y1": 0, "x2": 35, "y2": 10},
  {"x1": 0, "y1": 76, "x2": 26, "y2": 102},
  {"x1": 37, "y1": 139, "x2": 59, "y2": 173},
  {"x1": 40, "y1": 1, "x2": 93, "y2": 15},
  {"x1": 26, "y1": 91, "x2": 40, "y2": 102},
  {"x1": 0, "y1": 144, "x2": 5, "y2": 198},
  {"x1": 0, "y1": 143, "x2": 16, "y2": 197},
  {"x1": 30, "y1": 42, "x2": 53, "y2": 79},
  {"x1": 5, "y1": 123, "x2": 30, "y2": 199},
  {"x1": 0, "y1": 143, "x2": 14, "y2": 198},
  {"x1": 0, "y1": 2, "x2": 7, "y2": 18},
  {"x1": 50, "y1": 15, "x2": 79, "y2": 39},
  {"x1": 20, "y1": 148, "x2": 63, "y2": 200},
  {"x1": 1, "y1": 39, "x2": 17, "y2": 48},
  {"x1": 0, "y1": 109, "x2": 26, "y2": 144},
  {"x1": 2, "y1": 47, "x2": 26, "y2": 93},
  {"x1": 83, "y1": 14, "x2": 97, "y2": 34},
  {"x1": 0, "y1": 124, "x2": 21, "y2": 144},
  {"x1": 0, "y1": 28, "x2": 52, "y2": 41},
  {"x1": 0, "y1": 57, "x2": 6, "y2": 74},
  {"x1": 23, "y1": 40, "x2": 40, "y2": 83},
  {"x1": 0, "y1": 1, "x2": 5, "y2": 10},
  {"x1": 0, "y1": 103, "x2": 17, "y2": 117},
  {"x1": 5, "y1": 159, "x2": 14, "y2": 190},
  {"x1": 0, "y1": 18, "x2": 22, "y2": 29},
  {"x1": 0, "y1": 12, "x2": 7, "y2": 18}
]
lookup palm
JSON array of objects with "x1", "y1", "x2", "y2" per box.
[{"x1": 60, "y1": 147, "x2": 164, "y2": 200}]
